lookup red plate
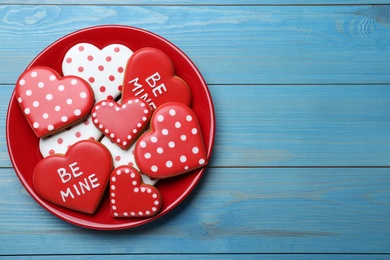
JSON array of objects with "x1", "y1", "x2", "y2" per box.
[{"x1": 6, "y1": 25, "x2": 215, "y2": 230}]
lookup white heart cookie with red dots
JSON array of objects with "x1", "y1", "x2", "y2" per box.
[
  {"x1": 100, "y1": 137, "x2": 158, "y2": 186},
  {"x1": 62, "y1": 43, "x2": 133, "y2": 101},
  {"x1": 135, "y1": 102, "x2": 207, "y2": 179},
  {"x1": 110, "y1": 166, "x2": 162, "y2": 218},
  {"x1": 15, "y1": 66, "x2": 94, "y2": 138}
]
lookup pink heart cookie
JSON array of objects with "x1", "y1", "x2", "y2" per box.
[
  {"x1": 62, "y1": 43, "x2": 133, "y2": 101},
  {"x1": 110, "y1": 166, "x2": 162, "y2": 217},
  {"x1": 33, "y1": 140, "x2": 113, "y2": 214},
  {"x1": 92, "y1": 98, "x2": 151, "y2": 149},
  {"x1": 135, "y1": 102, "x2": 207, "y2": 179},
  {"x1": 122, "y1": 47, "x2": 192, "y2": 111},
  {"x1": 15, "y1": 67, "x2": 94, "y2": 137}
]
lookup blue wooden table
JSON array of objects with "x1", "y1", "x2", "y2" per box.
[{"x1": 1, "y1": 1, "x2": 390, "y2": 258}]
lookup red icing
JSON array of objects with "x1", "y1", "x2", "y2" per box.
[
  {"x1": 122, "y1": 47, "x2": 192, "y2": 111},
  {"x1": 33, "y1": 140, "x2": 113, "y2": 214},
  {"x1": 15, "y1": 66, "x2": 94, "y2": 137},
  {"x1": 135, "y1": 102, "x2": 207, "y2": 179},
  {"x1": 91, "y1": 98, "x2": 151, "y2": 149},
  {"x1": 110, "y1": 166, "x2": 162, "y2": 218}
]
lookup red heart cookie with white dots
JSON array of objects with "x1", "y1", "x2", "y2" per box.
[
  {"x1": 62, "y1": 43, "x2": 133, "y2": 101},
  {"x1": 122, "y1": 47, "x2": 192, "y2": 111},
  {"x1": 135, "y1": 102, "x2": 207, "y2": 179},
  {"x1": 110, "y1": 166, "x2": 162, "y2": 217},
  {"x1": 33, "y1": 140, "x2": 113, "y2": 214},
  {"x1": 92, "y1": 98, "x2": 151, "y2": 149},
  {"x1": 15, "y1": 67, "x2": 94, "y2": 137}
]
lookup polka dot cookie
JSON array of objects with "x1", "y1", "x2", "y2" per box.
[
  {"x1": 135, "y1": 102, "x2": 207, "y2": 179},
  {"x1": 91, "y1": 98, "x2": 151, "y2": 149},
  {"x1": 62, "y1": 43, "x2": 133, "y2": 102},
  {"x1": 110, "y1": 166, "x2": 162, "y2": 218},
  {"x1": 15, "y1": 66, "x2": 94, "y2": 137}
]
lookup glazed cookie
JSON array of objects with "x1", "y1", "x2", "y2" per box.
[
  {"x1": 91, "y1": 98, "x2": 151, "y2": 149},
  {"x1": 122, "y1": 47, "x2": 192, "y2": 111},
  {"x1": 15, "y1": 67, "x2": 94, "y2": 138},
  {"x1": 110, "y1": 166, "x2": 162, "y2": 218},
  {"x1": 33, "y1": 140, "x2": 113, "y2": 214},
  {"x1": 62, "y1": 43, "x2": 133, "y2": 101},
  {"x1": 100, "y1": 137, "x2": 158, "y2": 186},
  {"x1": 135, "y1": 102, "x2": 207, "y2": 179}
]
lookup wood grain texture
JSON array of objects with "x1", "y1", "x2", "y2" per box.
[
  {"x1": 0, "y1": 5, "x2": 389, "y2": 85},
  {"x1": 1, "y1": 167, "x2": 389, "y2": 254},
  {"x1": 1, "y1": 1, "x2": 390, "y2": 258}
]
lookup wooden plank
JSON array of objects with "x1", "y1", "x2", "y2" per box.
[
  {"x1": 1, "y1": 167, "x2": 389, "y2": 254},
  {"x1": 0, "y1": 5, "x2": 389, "y2": 85},
  {"x1": 2, "y1": 84, "x2": 390, "y2": 167}
]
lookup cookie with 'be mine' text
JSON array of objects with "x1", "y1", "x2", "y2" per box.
[
  {"x1": 122, "y1": 47, "x2": 192, "y2": 111},
  {"x1": 33, "y1": 140, "x2": 113, "y2": 214},
  {"x1": 135, "y1": 102, "x2": 207, "y2": 179}
]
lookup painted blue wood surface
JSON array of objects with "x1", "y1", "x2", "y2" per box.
[
  {"x1": 0, "y1": 5, "x2": 389, "y2": 85},
  {"x1": 1, "y1": 1, "x2": 390, "y2": 258}
]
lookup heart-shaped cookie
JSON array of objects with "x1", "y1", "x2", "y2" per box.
[
  {"x1": 62, "y1": 43, "x2": 133, "y2": 101},
  {"x1": 135, "y1": 102, "x2": 207, "y2": 179},
  {"x1": 15, "y1": 67, "x2": 94, "y2": 137},
  {"x1": 33, "y1": 140, "x2": 113, "y2": 214},
  {"x1": 122, "y1": 47, "x2": 192, "y2": 111},
  {"x1": 110, "y1": 166, "x2": 162, "y2": 218},
  {"x1": 91, "y1": 98, "x2": 151, "y2": 149}
]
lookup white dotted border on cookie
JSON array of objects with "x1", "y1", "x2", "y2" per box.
[
  {"x1": 92, "y1": 99, "x2": 150, "y2": 147},
  {"x1": 110, "y1": 167, "x2": 160, "y2": 217}
]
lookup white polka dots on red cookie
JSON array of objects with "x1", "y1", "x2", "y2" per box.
[
  {"x1": 15, "y1": 67, "x2": 94, "y2": 138},
  {"x1": 110, "y1": 166, "x2": 162, "y2": 218},
  {"x1": 62, "y1": 43, "x2": 133, "y2": 102},
  {"x1": 135, "y1": 102, "x2": 207, "y2": 179}
]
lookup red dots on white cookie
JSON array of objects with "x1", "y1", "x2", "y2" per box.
[{"x1": 62, "y1": 43, "x2": 133, "y2": 102}]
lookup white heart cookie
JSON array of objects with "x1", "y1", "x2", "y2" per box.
[
  {"x1": 62, "y1": 43, "x2": 133, "y2": 101},
  {"x1": 100, "y1": 137, "x2": 158, "y2": 186},
  {"x1": 39, "y1": 43, "x2": 133, "y2": 157}
]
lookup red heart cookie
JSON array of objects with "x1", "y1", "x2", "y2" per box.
[
  {"x1": 91, "y1": 98, "x2": 151, "y2": 149},
  {"x1": 15, "y1": 66, "x2": 94, "y2": 137},
  {"x1": 33, "y1": 140, "x2": 113, "y2": 214},
  {"x1": 122, "y1": 47, "x2": 192, "y2": 111},
  {"x1": 110, "y1": 166, "x2": 162, "y2": 218},
  {"x1": 135, "y1": 102, "x2": 207, "y2": 179}
]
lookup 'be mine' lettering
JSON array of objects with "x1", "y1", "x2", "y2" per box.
[{"x1": 57, "y1": 162, "x2": 101, "y2": 202}]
